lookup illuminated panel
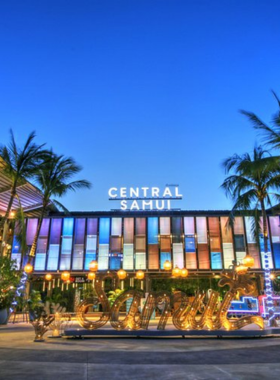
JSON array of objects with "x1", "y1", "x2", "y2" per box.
[
  {"x1": 110, "y1": 218, "x2": 123, "y2": 270},
  {"x1": 160, "y1": 217, "x2": 170, "y2": 235},
  {"x1": 98, "y1": 218, "x2": 110, "y2": 270},
  {"x1": 26, "y1": 219, "x2": 38, "y2": 246},
  {"x1": 259, "y1": 217, "x2": 273, "y2": 269},
  {"x1": 208, "y1": 217, "x2": 222, "y2": 270},
  {"x1": 196, "y1": 217, "x2": 210, "y2": 269},
  {"x1": 269, "y1": 216, "x2": 280, "y2": 269},
  {"x1": 220, "y1": 217, "x2": 234, "y2": 269},
  {"x1": 72, "y1": 218, "x2": 86, "y2": 270},
  {"x1": 47, "y1": 219, "x2": 62, "y2": 270},
  {"x1": 244, "y1": 217, "x2": 261, "y2": 268},
  {"x1": 184, "y1": 217, "x2": 197, "y2": 269},
  {"x1": 84, "y1": 218, "x2": 98, "y2": 270},
  {"x1": 111, "y1": 218, "x2": 122, "y2": 236},
  {"x1": 34, "y1": 219, "x2": 50, "y2": 270},
  {"x1": 135, "y1": 218, "x2": 146, "y2": 269},
  {"x1": 228, "y1": 297, "x2": 259, "y2": 314},
  {"x1": 59, "y1": 218, "x2": 74, "y2": 270},
  {"x1": 123, "y1": 218, "x2": 134, "y2": 270},
  {"x1": 233, "y1": 217, "x2": 246, "y2": 263},
  {"x1": 172, "y1": 217, "x2": 184, "y2": 268},
  {"x1": 173, "y1": 243, "x2": 184, "y2": 268},
  {"x1": 11, "y1": 222, "x2": 22, "y2": 269},
  {"x1": 159, "y1": 217, "x2": 171, "y2": 269},
  {"x1": 148, "y1": 217, "x2": 159, "y2": 269}
]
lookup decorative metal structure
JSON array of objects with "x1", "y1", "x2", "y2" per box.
[{"x1": 76, "y1": 264, "x2": 264, "y2": 332}]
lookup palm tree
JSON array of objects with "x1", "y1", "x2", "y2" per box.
[
  {"x1": 29, "y1": 152, "x2": 91, "y2": 258},
  {"x1": 0, "y1": 130, "x2": 46, "y2": 256},
  {"x1": 221, "y1": 146, "x2": 280, "y2": 327},
  {"x1": 241, "y1": 90, "x2": 280, "y2": 149}
]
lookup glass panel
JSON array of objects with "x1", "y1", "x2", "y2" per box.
[
  {"x1": 123, "y1": 244, "x2": 134, "y2": 270},
  {"x1": 135, "y1": 252, "x2": 146, "y2": 270},
  {"x1": 47, "y1": 219, "x2": 62, "y2": 270},
  {"x1": 11, "y1": 225, "x2": 21, "y2": 269},
  {"x1": 72, "y1": 218, "x2": 86, "y2": 270},
  {"x1": 124, "y1": 218, "x2": 134, "y2": 243},
  {"x1": 59, "y1": 218, "x2": 74, "y2": 270},
  {"x1": 111, "y1": 218, "x2": 122, "y2": 236},
  {"x1": 184, "y1": 217, "x2": 195, "y2": 235},
  {"x1": 259, "y1": 221, "x2": 273, "y2": 269},
  {"x1": 245, "y1": 216, "x2": 261, "y2": 268},
  {"x1": 184, "y1": 217, "x2": 196, "y2": 269},
  {"x1": 209, "y1": 217, "x2": 222, "y2": 270},
  {"x1": 173, "y1": 243, "x2": 184, "y2": 268},
  {"x1": 148, "y1": 218, "x2": 159, "y2": 269},
  {"x1": 84, "y1": 218, "x2": 98, "y2": 270},
  {"x1": 34, "y1": 218, "x2": 50, "y2": 271},
  {"x1": 220, "y1": 217, "x2": 234, "y2": 269},
  {"x1": 110, "y1": 236, "x2": 122, "y2": 252},
  {"x1": 136, "y1": 236, "x2": 145, "y2": 252},
  {"x1": 26, "y1": 219, "x2": 38, "y2": 247},
  {"x1": 98, "y1": 218, "x2": 110, "y2": 270},
  {"x1": 136, "y1": 218, "x2": 146, "y2": 235},
  {"x1": 110, "y1": 255, "x2": 122, "y2": 270},
  {"x1": 148, "y1": 217, "x2": 158, "y2": 244},
  {"x1": 160, "y1": 236, "x2": 171, "y2": 252},
  {"x1": 160, "y1": 217, "x2": 170, "y2": 235},
  {"x1": 135, "y1": 218, "x2": 146, "y2": 270},
  {"x1": 269, "y1": 216, "x2": 280, "y2": 269},
  {"x1": 148, "y1": 245, "x2": 159, "y2": 269},
  {"x1": 233, "y1": 217, "x2": 246, "y2": 263},
  {"x1": 123, "y1": 218, "x2": 134, "y2": 269},
  {"x1": 196, "y1": 217, "x2": 209, "y2": 269},
  {"x1": 172, "y1": 217, "x2": 183, "y2": 243}
]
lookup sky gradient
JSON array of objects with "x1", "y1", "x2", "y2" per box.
[{"x1": 1, "y1": 0, "x2": 280, "y2": 211}]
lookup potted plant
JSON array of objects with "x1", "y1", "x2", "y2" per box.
[{"x1": 0, "y1": 257, "x2": 22, "y2": 324}]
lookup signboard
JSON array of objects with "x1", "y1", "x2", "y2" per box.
[{"x1": 108, "y1": 185, "x2": 182, "y2": 211}]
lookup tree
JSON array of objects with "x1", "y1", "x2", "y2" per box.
[
  {"x1": 241, "y1": 90, "x2": 280, "y2": 150},
  {"x1": 29, "y1": 152, "x2": 91, "y2": 258},
  {"x1": 0, "y1": 130, "x2": 46, "y2": 256},
  {"x1": 221, "y1": 146, "x2": 280, "y2": 326}
]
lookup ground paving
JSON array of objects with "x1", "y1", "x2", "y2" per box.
[{"x1": 1, "y1": 323, "x2": 280, "y2": 379}]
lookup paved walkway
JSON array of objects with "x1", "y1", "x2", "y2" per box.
[{"x1": 1, "y1": 323, "x2": 280, "y2": 379}]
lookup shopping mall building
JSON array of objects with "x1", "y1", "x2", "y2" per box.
[
  {"x1": 1, "y1": 170, "x2": 280, "y2": 283},
  {"x1": 8, "y1": 201, "x2": 280, "y2": 280}
]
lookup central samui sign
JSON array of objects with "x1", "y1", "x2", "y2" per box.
[{"x1": 108, "y1": 185, "x2": 182, "y2": 210}]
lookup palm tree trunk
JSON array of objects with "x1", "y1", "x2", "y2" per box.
[
  {"x1": 29, "y1": 205, "x2": 47, "y2": 258},
  {"x1": 261, "y1": 200, "x2": 276, "y2": 327},
  {"x1": 0, "y1": 186, "x2": 17, "y2": 256}
]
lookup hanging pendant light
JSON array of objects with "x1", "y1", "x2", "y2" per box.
[
  {"x1": 181, "y1": 268, "x2": 189, "y2": 278},
  {"x1": 117, "y1": 269, "x2": 127, "y2": 280},
  {"x1": 89, "y1": 260, "x2": 98, "y2": 272},
  {"x1": 24, "y1": 263, "x2": 33, "y2": 274},
  {"x1": 45, "y1": 273, "x2": 52, "y2": 281},
  {"x1": 172, "y1": 266, "x2": 182, "y2": 277},
  {"x1": 61, "y1": 271, "x2": 70, "y2": 282},
  {"x1": 243, "y1": 254, "x2": 254, "y2": 268},
  {"x1": 163, "y1": 260, "x2": 172, "y2": 271},
  {"x1": 135, "y1": 270, "x2": 145, "y2": 280},
  {"x1": 87, "y1": 272, "x2": 96, "y2": 280}
]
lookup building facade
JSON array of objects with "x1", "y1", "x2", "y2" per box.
[{"x1": 11, "y1": 210, "x2": 280, "y2": 275}]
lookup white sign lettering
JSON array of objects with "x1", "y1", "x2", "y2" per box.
[{"x1": 108, "y1": 186, "x2": 182, "y2": 211}]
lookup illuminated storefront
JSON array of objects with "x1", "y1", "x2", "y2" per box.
[{"x1": 10, "y1": 210, "x2": 280, "y2": 274}]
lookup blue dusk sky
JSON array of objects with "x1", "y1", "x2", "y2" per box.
[{"x1": 0, "y1": 0, "x2": 280, "y2": 212}]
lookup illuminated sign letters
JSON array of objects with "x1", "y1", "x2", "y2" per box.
[{"x1": 108, "y1": 185, "x2": 182, "y2": 211}]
